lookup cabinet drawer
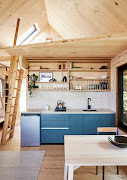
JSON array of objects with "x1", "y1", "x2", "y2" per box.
[
  {"x1": 41, "y1": 129, "x2": 68, "y2": 143},
  {"x1": 41, "y1": 120, "x2": 68, "y2": 128},
  {"x1": 41, "y1": 114, "x2": 68, "y2": 121}
]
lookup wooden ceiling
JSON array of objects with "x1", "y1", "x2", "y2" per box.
[
  {"x1": 1, "y1": 32, "x2": 127, "y2": 58},
  {"x1": 0, "y1": 0, "x2": 48, "y2": 47},
  {"x1": 1, "y1": 0, "x2": 127, "y2": 48},
  {"x1": 1, "y1": 0, "x2": 127, "y2": 59},
  {"x1": 44, "y1": 0, "x2": 127, "y2": 39}
]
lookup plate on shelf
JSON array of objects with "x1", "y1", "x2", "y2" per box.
[
  {"x1": 108, "y1": 136, "x2": 127, "y2": 148},
  {"x1": 85, "y1": 77, "x2": 98, "y2": 79}
]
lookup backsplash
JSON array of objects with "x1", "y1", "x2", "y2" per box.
[{"x1": 27, "y1": 91, "x2": 113, "y2": 110}]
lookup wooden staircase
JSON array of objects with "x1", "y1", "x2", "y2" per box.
[{"x1": 1, "y1": 56, "x2": 24, "y2": 145}]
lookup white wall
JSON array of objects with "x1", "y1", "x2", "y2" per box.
[{"x1": 27, "y1": 91, "x2": 112, "y2": 110}]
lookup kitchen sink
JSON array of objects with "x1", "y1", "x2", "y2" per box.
[{"x1": 83, "y1": 109, "x2": 97, "y2": 111}]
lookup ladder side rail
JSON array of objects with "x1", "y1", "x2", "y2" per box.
[
  {"x1": 10, "y1": 69, "x2": 24, "y2": 138},
  {"x1": 1, "y1": 56, "x2": 19, "y2": 145}
]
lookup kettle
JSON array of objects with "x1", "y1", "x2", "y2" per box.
[{"x1": 57, "y1": 100, "x2": 64, "y2": 109}]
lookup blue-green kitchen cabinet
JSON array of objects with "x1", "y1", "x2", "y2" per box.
[
  {"x1": 100, "y1": 114, "x2": 116, "y2": 127},
  {"x1": 40, "y1": 114, "x2": 68, "y2": 144},
  {"x1": 41, "y1": 129, "x2": 68, "y2": 143},
  {"x1": 83, "y1": 114, "x2": 116, "y2": 135},
  {"x1": 68, "y1": 114, "x2": 84, "y2": 135},
  {"x1": 84, "y1": 114, "x2": 101, "y2": 135},
  {"x1": 40, "y1": 113, "x2": 116, "y2": 144}
]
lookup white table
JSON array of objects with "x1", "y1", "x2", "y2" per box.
[{"x1": 64, "y1": 135, "x2": 127, "y2": 180}]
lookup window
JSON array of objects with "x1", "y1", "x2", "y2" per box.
[
  {"x1": 118, "y1": 64, "x2": 127, "y2": 131},
  {"x1": 17, "y1": 23, "x2": 40, "y2": 45}
]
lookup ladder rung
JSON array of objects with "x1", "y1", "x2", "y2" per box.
[
  {"x1": 16, "y1": 78, "x2": 22, "y2": 82},
  {"x1": 9, "y1": 113, "x2": 17, "y2": 117},
  {"x1": 14, "y1": 88, "x2": 20, "y2": 90},
  {"x1": 8, "y1": 97, "x2": 17, "y2": 100},
  {"x1": 11, "y1": 105, "x2": 17, "y2": 108},
  {"x1": 8, "y1": 121, "x2": 16, "y2": 126},
  {"x1": 6, "y1": 129, "x2": 14, "y2": 135}
]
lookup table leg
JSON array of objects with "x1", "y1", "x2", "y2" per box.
[
  {"x1": 68, "y1": 165, "x2": 73, "y2": 180},
  {"x1": 102, "y1": 166, "x2": 105, "y2": 180},
  {"x1": 96, "y1": 166, "x2": 98, "y2": 175},
  {"x1": 117, "y1": 166, "x2": 119, "y2": 175},
  {"x1": 64, "y1": 165, "x2": 68, "y2": 180}
]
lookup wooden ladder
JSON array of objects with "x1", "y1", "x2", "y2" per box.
[{"x1": 1, "y1": 56, "x2": 24, "y2": 145}]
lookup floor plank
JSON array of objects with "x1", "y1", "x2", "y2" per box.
[{"x1": 0, "y1": 125, "x2": 127, "y2": 180}]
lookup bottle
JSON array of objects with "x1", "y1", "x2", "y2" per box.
[{"x1": 63, "y1": 76, "x2": 67, "y2": 82}]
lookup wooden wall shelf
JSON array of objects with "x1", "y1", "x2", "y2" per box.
[
  {"x1": 27, "y1": 59, "x2": 111, "y2": 93},
  {"x1": 33, "y1": 89, "x2": 68, "y2": 91},
  {"x1": 70, "y1": 79, "x2": 109, "y2": 81},
  {"x1": 27, "y1": 69, "x2": 68, "y2": 72},
  {"x1": 27, "y1": 81, "x2": 68, "y2": 83},
  {"x1": 69, "y1": 69, "x2": 110, "y2": 72}
]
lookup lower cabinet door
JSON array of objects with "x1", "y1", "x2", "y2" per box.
[
  {"x1": 41, "y1": 129, "x2": 68, "y2": 144},
  {"x1": 68, "y1": 114, "x2": 84, "y2": 135},
  {"x1": 100, "y1": 114, "x2": 116, "y2": 127},
  {"x1": 84, "y1": 114, "x2": 101, "y2": 135}
]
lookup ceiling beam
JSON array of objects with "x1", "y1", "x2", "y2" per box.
[{"x1": 0, "y1": 32, "x2": 127, "y2": 58}]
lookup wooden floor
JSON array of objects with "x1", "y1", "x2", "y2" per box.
[{"x1": 0, "y1": 125, "x2": 127, "y2": 180}]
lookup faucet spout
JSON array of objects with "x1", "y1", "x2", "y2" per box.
[{"x1": 88, "y1": 98, "x2": 91, "y2": 109}]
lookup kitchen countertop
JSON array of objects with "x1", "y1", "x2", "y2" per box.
[{"x1": 22, "y1": 109, "x2": 115, "y2": 114}]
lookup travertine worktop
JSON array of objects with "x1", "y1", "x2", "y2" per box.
[{"x1": 22, "y1": 109, "x2": 115, "y2": 114}]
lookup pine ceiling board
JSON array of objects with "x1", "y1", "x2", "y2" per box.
[
  {"x1": 31, "y1": 24, "x2": 63, "y2": 44},
  {"x1": 1, "y1": 32, "x2": 127, "y2": 58},
  {"x1": 0, "y1": 0, "x2": 48, "y2": 47},
  {"x1": 44, "y1": 0, "x2": 127, "y2": 39},
  {"x1": 0, "y1": 0, "x2": 26, "y2": 26}
]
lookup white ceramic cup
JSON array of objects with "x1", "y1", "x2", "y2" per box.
[
  {"x1": 79, "y1": 86, "x2": 82, "y2": 90},
  {"x1": 46, "y1": 105, "x2": 50, "y2": 110},
  {"x1": 76, "y1": 86, "x2": 79, "y2": 90}
]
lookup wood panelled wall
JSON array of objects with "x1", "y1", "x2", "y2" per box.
[{"x1": 111, "y1": 50, "x2": 127, "y2": 129}]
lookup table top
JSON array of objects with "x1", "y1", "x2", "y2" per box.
[{"x1": 64, "y1": 135, "x2": 127, "y2": 166}]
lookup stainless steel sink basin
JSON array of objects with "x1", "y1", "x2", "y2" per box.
[{"x1": 83, "y1": 109, "x2": 97, "y2": 111}]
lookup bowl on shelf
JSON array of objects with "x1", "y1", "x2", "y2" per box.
[
  {"x1": 108, "y1": 136, "x2": 127, "y2": 148},
  {"x1": 101, "y1": 75, "x2": 108, "y2": 79}
]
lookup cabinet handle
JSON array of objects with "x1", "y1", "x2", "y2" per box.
[{"x1": 41, "y1": 128, "x2": 69, "y2": 130}]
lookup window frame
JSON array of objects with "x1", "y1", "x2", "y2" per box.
[{"x1": 118, "y1": 63, "x2": 127, "y2": 132}]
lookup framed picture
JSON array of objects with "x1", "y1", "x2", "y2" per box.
[{"x1": 39, "y1": 72, "x2": 53, "y2": 82}]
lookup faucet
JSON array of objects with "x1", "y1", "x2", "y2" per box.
[{"x1": 88, "y1": 98, "x2": 91, "y2": 109}]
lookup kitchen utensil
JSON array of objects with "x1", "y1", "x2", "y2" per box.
[
  {"x1": 85, "y1": 77, "x2": 98, "y2": 79},
  {"x1": 99, "y1": 66, "x2": 107, "y2": 69},
  {"x1": 101, "y1": 75, "x2": 107, "y2": 79},
  {"x1": 108, "y1": 136, "x2": 127, "y2": 148},
  {"x1": 57, "y1": 100, "x2": 64, "y2": 109},
  {"x1": 46, "y1": 105, "x2": 50, "y2": 110},
  {"x1": 76, "y1": 86, "x2": 79, "y2": 90},
  {"x1": 63, "y1": 76, "x2": 67, "y2": 82},
  {"x1": 55, "y1": 107, "x2": 66, "y2": 111},
  {"x1": 79, "y1": 86, "x2": 82, "y2": 90}
]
